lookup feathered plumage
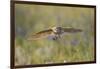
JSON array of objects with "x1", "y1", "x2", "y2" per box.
[{"x1": 27, "y1": 27, "x2": 82, "y2": 40}]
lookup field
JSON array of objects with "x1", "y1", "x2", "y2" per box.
[{"x1": 14, "y1": 3, "x2": 95, "y2": 65}]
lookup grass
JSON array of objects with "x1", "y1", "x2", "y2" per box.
[
  {"x1": 15, "y1": 34, "x2": 94, "y2": 65},
  {"x1": 15, "y1": 3, "x2": 95, "y2": 65}
]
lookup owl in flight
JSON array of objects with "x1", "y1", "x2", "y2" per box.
[{"x1": 27, "y1": 27, "x2": 82, "y2": 40}]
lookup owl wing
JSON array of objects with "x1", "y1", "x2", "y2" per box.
[
  {"x1": 27, "y1": 29, "x2": 53, "y2": 40},
  {"x1": 62, "y1": 28, "x2": 82, "y2": 33}
]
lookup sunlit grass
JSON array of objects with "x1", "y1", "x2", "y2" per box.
[
  {"x1": 15, "y1": 4, "x2": 95, "y2": 65},
  {"x1": 15, "y1": 34, "x2": 94, "y2": 65}
]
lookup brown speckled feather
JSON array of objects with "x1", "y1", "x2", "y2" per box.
[
  {"x1": 27, "y1": 29, "x2": 53, "y2": 40},
  {"x1": 62, "y1": 28, "x2": 82, "y2": 33}
]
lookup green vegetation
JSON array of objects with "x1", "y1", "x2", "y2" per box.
[{"x1": 15, "y1": 4, "x2": 95, "y2": 65}]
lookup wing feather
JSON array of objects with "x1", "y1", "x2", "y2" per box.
[
  {"x1": 62, "y1": 28, "x2": 82, "y2": 33},
  {"x1": 27, "y1": 29, "x2": 53, "y2": 40}
]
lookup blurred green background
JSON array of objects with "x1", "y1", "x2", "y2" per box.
[{"x1": 15, "y1": 3, "x2": 95, "y2": 65}]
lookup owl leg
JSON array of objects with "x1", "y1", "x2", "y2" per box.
[
  {"x1": 52, "y1": 36, "x2": 58, "y2": 40},
  {"x1": 52, "y1": 34, "x2": 61, "y2": 40}
]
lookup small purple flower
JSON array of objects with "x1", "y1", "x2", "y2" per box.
[{"x1": 71, "y1": 39, "x2": 79, "y2": 46}]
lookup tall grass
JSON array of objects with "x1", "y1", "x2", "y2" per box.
[{"x1": 15, "y1": 4, "x2": 95, "y2": 65}]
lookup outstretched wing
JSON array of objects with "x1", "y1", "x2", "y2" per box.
[
  {"x1": 62, "y1": 28, "x2": 82, "y2": 33},
  {"x1": 27, "y1": 29, "x2": 53, "y2": 40}
]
